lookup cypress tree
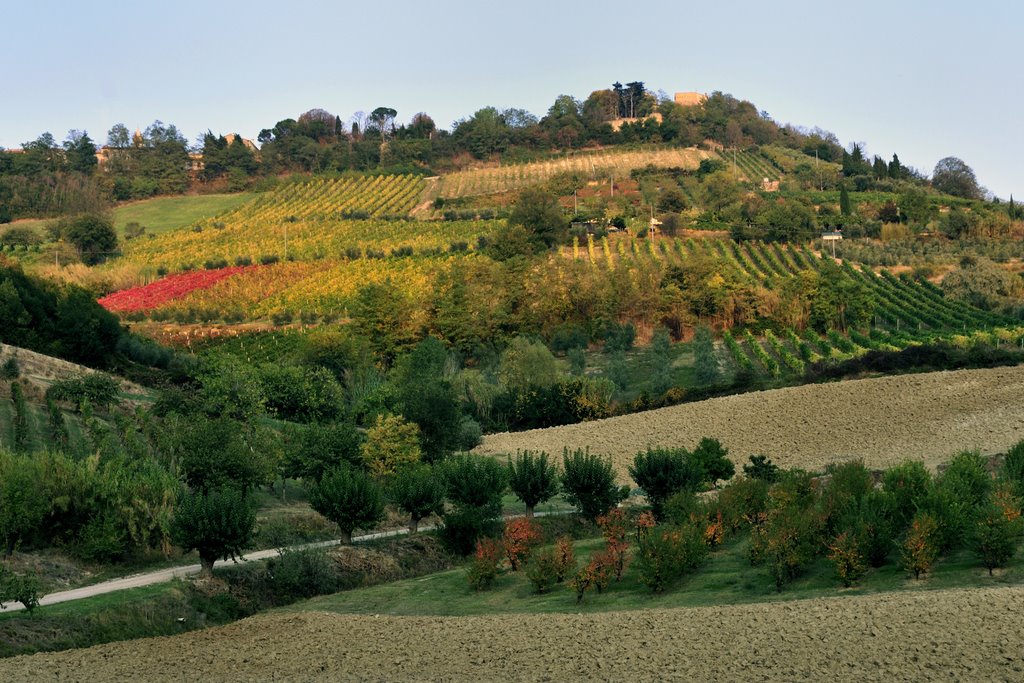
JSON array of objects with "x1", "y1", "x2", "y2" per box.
[{"x1": 839, "y1": 185, "x2": 852, "y2": 216}]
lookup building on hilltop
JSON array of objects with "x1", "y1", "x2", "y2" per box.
[{"x1": 674, "y1": 92, "x2": 707, "y2": 108}]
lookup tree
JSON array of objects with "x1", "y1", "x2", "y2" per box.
[
  {"x1": 390, "y1": 337, "x2": 463, "y2": 463},
  {"x1": 507, "y1": 451, "x2": 560, "y2": 518},
  {"x1": 440, "y1": 454, "x2": 508, "y2": 554},
  {"x1": 388, "y1": 464, "x2": 445, "y2": 534},
  {"x1": 61, "y1": 214, "x2": 117, "y2": 265},
  {"x1": 498, "y1": 336, "x2": 559, "y2": 392},
  {"x1": 839, "y1": 185, "x2": 852, "y2": 216},
  {"x1": 360, "y1": 413, "x2": 422, "y2": 476},
  {"x1": 368, "y1": 107, "x2": 398, "y2": 143},
  {"x1": 692, "y1": 326, "x2": 721, "y2": 386},
  {"x1": 629, "y1": 448, "x2": 703, "y2": 521},
  {"x1": 691, "y1": 437, "x2": 735, "y2": 486},
  {"x1": 307, "y1": 465, "x2": 385, "y2": 544},
  {"x1": 561, "y1": 448, "x2": 627, "y2": 521},
  {"x1": 507, "y1": 187, "x2": 568, "y2": 249},
  {"x1": 170, "y1": 487, "x2": 256, "y2": 577},
  {"x1": 63, "y1": 130, "x2": 97, "y2": 174},
  {"x1": 901, "y1": 512, "x2": 939, "y2": 579},
  {"x1": 282, "y1": 421, "x2": 363, "y2": 483},
  {"x1": 175, "y1": 416, "x2": 271, "y2": 494},
  {"x1": 0, "y1": 451, "x2": 48, "y2": 556},
  {"x1": 932, "y1": 156, "x2": 981, "y2": 199},
  {"x1": 973, "y1": 494, "x2": 1022, "y2": 576},
  {"x1": 888, "y1": 153, "x2": 903, "y2": 179}
]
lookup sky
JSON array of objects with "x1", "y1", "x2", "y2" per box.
[{"x1": 2, "y1": 0, "x2": 1021, "y2": 198}]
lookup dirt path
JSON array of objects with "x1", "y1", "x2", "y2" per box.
[
  {"x1": 476, "y1": 365, "x2": 1024, "y2": 481},
  {"x1": 4, "y1": 584, "x2": 1023, "y2": 681}
]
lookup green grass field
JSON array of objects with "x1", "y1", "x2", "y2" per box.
[
  {"x1": 287, "y1": 533, "x2": 1024, "y2": 617},
  {"x1": 113, "y1": 193, "x2": 253, "y2": 237}
]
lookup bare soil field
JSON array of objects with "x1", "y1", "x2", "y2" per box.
[
  {"x1": 476, "y1": 365, "x2": 1024, "y2": 480},
  {"x1": 3, "y1": 584, "x2": 1023, "y2": 681}
]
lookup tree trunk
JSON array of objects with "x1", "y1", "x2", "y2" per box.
[
  {"x1": 525, "y1": 505, "x2": 535, "y2": 519},
  {"x1": 340, "y1": 529, "x2": 353, "y2": 545},
  {"x1": 408, "y1": 516, "x2": 419, "y2": 535},
  {"x1": 200, "y1": 554, "x2": 215, "y2": 579}
]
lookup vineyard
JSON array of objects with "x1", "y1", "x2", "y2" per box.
[
  {"x1": 727, "y1": 150, "x2": 781, "y2": 183},
  {"x1": 431, "y1": 146, "x2": 717, "y2": 199}
]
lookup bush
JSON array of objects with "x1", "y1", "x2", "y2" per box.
[
  {"x1": 0, "y1": 565, "x2": 44, "y2": 613},
  {"x1": 715, "y1": 476, "x2": 770, "y2": 533},
  {"x1": 526, "y1": 546, "x2": 561, "y2": 593},
  {"x1": 629, "y1": 448, "x2": 702, "y2": 521},
  {"x1": 265, "y1": 547, "x2": 343, "y2": 600},
  {"x1": 306, "y1": 465, "x2": 385, "y2": 544},
  {"x1": 560, "y1": 448, "x2": 628, "y2": 522},
  {"x1": 46, "y1": 373, "x2": 121, "y2": 411},
  {"x1": 1002, "y1": 439, "x2": 1024, "y2": 491},
  {"x1": 441, "y1": 507, "x2": 502, "y2": 557},
  {"x1": 467, "y1": 537, "x2": 502, "y2": 591},
  {"x1": 507, "y1": 451, "x2": 560, "y2": 517},
  {"x1": 635, "y1": 522, "x2": 708, "y2": 593},
  {"x1": 742, "y1": 454, "x2": 780, "y2": 483}
]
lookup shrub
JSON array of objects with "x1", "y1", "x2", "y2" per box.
[
  {"x1": 467, "y1": 537, "x2": 502, "y2": 591},
  {"x1": 507, "y1": 450, "x2": 560, "y2": 518},
  {"x1": 901, "y1": 512, "x2": 940, "y2": 579},
  {"x1": 629, "y1": 447, "x2": 703, "y2": 521},
  {"x1": 596, "y1": 508, "x2": 630, "y2": 581},
  {"x1": 266, "y1": 547, "x2": 343, "y2": 600},
  {"x1": 306, "y1": 465, "x2": 385, "y2": 544},
  {"x1": 1002, "y1": 439, "x2": 1024, "y2": 491},
  {"x1": 502, "y1": 517, "x2": 542, "y2": 571},
  {"x1": 441, "y1": 507, "x2": 502, "y2": 557},
  {"x1": 715, "y1": 477, "x2": 770, "y2": 533},
  {"x1": 526, "y1": 546, "x2": 561, "y2": 593},
  {"x1": 743, "y1": 454, "x2": 780, "y2": 482},
  {"x1": 635, "y1": 522, "x2": 708, "y2": 593},
  {"x1": 0, "y1": 565, "x2": 44, "y2": 613},
  {"x1": 553, "y1": 535, "x2": 576, "y2": 581},
  {"x1": 692, "y1": 326, "x2": 721, "y2": 386},
  {"x1": 827, "y1": 531, "x2": 867, "y2": 587},
  {"x1": 560, "y1": 448, "x2": 628, "y2": 522},
  {"x1": 258, "y1": 254, "x2": 280, "y2": 265},
  {"x1": 46, "y1": 373, "x2": 120, "y2": 411}
]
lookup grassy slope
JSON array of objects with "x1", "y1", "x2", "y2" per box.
[
  {"x1": 289, "y1": 534, "x2": 1024, "y2": 617},
  {"x1": 113, "y1": 193, "x2": 253, "y2": 237}
]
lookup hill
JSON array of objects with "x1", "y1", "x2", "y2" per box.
[{"x1": 475, "y1": 365, "x2": 1024, "y2": 480}]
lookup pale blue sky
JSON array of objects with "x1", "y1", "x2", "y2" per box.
[{"x1": 2, "y1": 0, "x2": 1020, "y2": 198}]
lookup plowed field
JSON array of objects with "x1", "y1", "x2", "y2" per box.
[
  {"x1": 3, "y1": 585, "x2": 1023, "y2": 681},
  {"x1": 476, "y1": 365, "x2": 1024, "y2": 480}
]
